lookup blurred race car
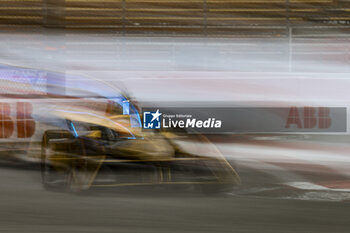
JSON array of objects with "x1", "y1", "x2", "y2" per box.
[
  {"x1": 0, "y1": 64, "x2": 240, "y2": 193},
  {"x1": 41, "y1": 98, "x2": 240, "y2": 193}
]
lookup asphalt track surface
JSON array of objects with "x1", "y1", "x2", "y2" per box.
[{"x1": 0, "y1": 158, "x2": 349, "y2": 233}]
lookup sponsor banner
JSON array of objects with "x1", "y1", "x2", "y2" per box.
[{"x1": 142, "y1": 107, "x2": 347, "y2": 133}]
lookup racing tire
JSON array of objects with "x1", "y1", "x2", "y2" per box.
[{"x1": 41, "y1": 130, "x2": 74, "y2": 191}]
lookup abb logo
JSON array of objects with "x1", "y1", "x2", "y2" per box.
[
  {"x1": 285, "y1": 107, "x2": 331, "y2": 129},
  {"x1": 0, "y1": 102, "x2": 35, "y2": 138}
]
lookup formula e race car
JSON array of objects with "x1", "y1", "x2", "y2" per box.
[
  {"x1": 0, "y1": 64, "x2": 239, "y2": 194},
  {"x1": 40, "y1": 97, "x2": 240, "y2": 193}
]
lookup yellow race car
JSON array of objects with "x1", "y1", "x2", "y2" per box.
[{"x1": 40, "y1": 97, "x2": 240, "y2": 193}]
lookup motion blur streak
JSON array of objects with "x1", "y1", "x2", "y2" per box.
[{"x1": 0, "y1": 0, "x2": 350, "y2": 232}]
